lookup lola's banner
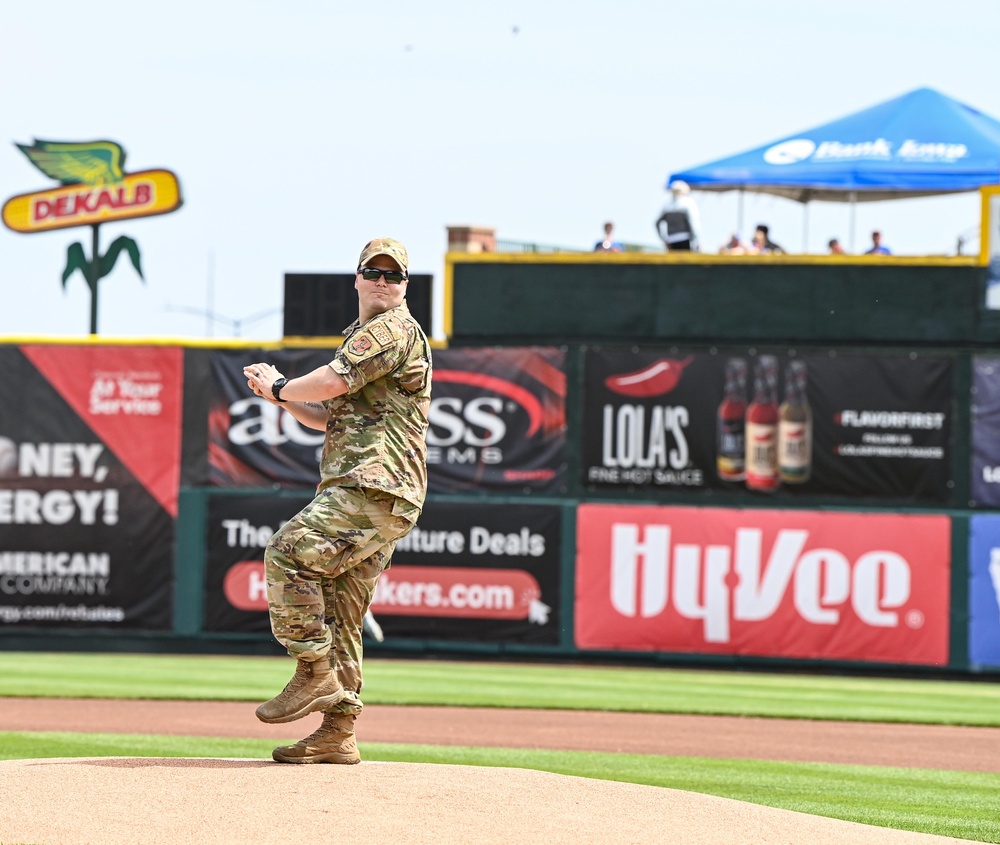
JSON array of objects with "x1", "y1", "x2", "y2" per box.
[
  {"x1": 575, "y1": 503, "x2": 950, "y2": 665},
  {"x1": 582, "y1": 348, "x2": 953, "y2": 502},
  {"x1": 205, "y1": 494, "x2": 562, "y2": 644},
  {"x1": 209, "y1": 346, "x2": 567, "y2": 492},
  {"x1": 0, "y1": 345, "x2": 183, "y2": 630}
]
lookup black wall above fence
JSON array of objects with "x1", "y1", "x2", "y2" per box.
[
  {"x1": 284, "y1": 273, "x2": 433, "y2": 337},
  {"x1": 449, "y1": 256, "x2": 992, "y2": 345}
]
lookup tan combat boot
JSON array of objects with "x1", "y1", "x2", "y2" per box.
[
  {"x1": 255, "y1": 659, "x2": 346, "y2": 724},
  {"x1": 271, "y1": 712, "x2": 360, "y2": 764}
]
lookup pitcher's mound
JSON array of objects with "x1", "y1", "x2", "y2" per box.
[{"x1": 0, "y1": 758, "x2": 965, "y2": 845}]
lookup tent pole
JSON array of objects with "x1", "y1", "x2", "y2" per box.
[
  {"x1": 737, "y1": 189, "x2": 744, "y2": 238},
  {"x1": 849, "y1": 192, "x2": 857, "y2": 251},
  {"x1": 802, "y1": 201, "x2": 810, "y2": 253}
]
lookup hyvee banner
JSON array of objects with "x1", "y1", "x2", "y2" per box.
[
  {"x1": 209, "y1": 346, "x2": 567, "y2": 492},
  {"x1": 971, "y1": 357, "x2": 1000, "y2": 506},
  {"x1": 205, "y1": 494, "x2": 562, "y2": 644},
  {"x1": 575, "y1": 504, "x2": 951, "y2": 665},
  {"x1": 0, "y1": 345, "x2": 183, "y2": 630},
  {"x1": 582, "y1": 348, "x2": 953, "y2": 501},
  {"x1": 968, "y1": 515, "x2": 1000, "y2": 668}
]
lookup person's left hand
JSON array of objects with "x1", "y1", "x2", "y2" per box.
[{"x1": 243, "y1": 362, "x2": 285, "y2": 403}]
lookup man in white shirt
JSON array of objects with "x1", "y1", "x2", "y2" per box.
[{"x1": 657, "y1": 180, "x2": 701, "y2": 251}]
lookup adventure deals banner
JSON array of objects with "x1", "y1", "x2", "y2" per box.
[
  {"x1": 582, "y1": 348, "x2": 953, "y2": 502},
  {"x1": 0, "y1": 345, "x2": 183, "y2": 630},
  {"x1": 209, "y1": 346, "x2": 567, "y2": 492},
  {"x1": 204, "y1": 494, "x2": 562, "y2": 645}
]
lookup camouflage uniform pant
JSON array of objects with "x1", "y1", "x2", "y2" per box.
[{"x1": 263, "y1": 485, "x2": 418, "y2": 715}]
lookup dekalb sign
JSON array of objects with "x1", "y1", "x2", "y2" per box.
[{"x1": 2, "y1": 139, "x2": 181, "y2": 233}]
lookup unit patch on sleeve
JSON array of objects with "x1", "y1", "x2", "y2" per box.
[
  {"x1": 348, "y1": 334, "x2": 374, "y2": 357},
  {"x1": 369, "y1": 321, "x2": 393, "y2": 347}
]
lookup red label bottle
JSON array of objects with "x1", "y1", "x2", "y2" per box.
[
  {"x1": 717, "y1": 358, "x2": 747, "y2": 481},
  {"x1": 745, "y1": 355, "x2": 779, "y2": 492}
]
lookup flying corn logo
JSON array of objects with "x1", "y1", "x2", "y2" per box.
[
  {"x1": 2, "y1": 139, "x2": 182, "y2": 233},
  {"x1": 1, "y1": 139, "x2": 184, "y2": 333}
]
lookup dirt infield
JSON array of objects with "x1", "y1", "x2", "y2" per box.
[
  {"x1": 4, "y1": 697, "x2": 1000, "y2": 772},
  {"x1": 1, "y1": 697, "x2": 994, "y2": 844}
]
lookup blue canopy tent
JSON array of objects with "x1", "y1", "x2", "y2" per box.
[{"x1": 668, "y1": 87, "x2": 1000, "y2": 250}]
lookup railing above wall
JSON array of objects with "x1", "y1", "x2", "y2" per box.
[{"x1": 494, "y1": 239, "x2": 661, "y2": 254}]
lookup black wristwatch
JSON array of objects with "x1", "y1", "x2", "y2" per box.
[{"x1": 271, "y1": 377, "x2": 289, "y2": 403}]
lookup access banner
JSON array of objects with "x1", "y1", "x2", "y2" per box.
[
  {"x1": 205, "y1": 494, "x2": 562, "y2": 645},
  {"x1": 0, "y1": 345, "x2": 182, "y2": 630},
  {"x1": 209, "y1": 346, "x2": 567, "y2": 492},
  {"x1": 575, "y1": 503, "x2": 950, "y2": 665},
  {"x1": 583, "y1": 348, "x2": 953, "y2": 502},
  {"x1": 209, "y1": 348, "x2": 327, "y2": 487}
]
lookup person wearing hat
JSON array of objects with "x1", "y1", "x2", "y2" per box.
[
  {"x1": 243, "y1": 237, "x2": 431, "y2": 764},
  {"x1": 656, "y1": 179, "x2": 701, "y2": 251}
]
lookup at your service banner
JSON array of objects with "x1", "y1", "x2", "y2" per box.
[
  {"x1": 205, "y1": 494, "x2": 562, "y2": 645},
  {"x1": 968, "y1": 515, "x2": 1000, "y2": 668},
  {"x1": 0, "y1": 345, "x2": 183, "y2": 631},
  {"x1": 575, "y1": 503, "x2": 951, "y2": 665},
  {"x1": 209, "y1": 346, "x2": 567, "y2": 493},
  {"x1": 582, "y1": 348, "x2": 953, "y2": 502}
]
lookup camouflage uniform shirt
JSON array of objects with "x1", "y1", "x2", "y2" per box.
[{"x1": 322, "y1": 302, "x2": 431, "y2": 509}]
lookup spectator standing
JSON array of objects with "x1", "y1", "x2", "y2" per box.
[
  {"x1": 828, "y1": 238, "x2": 846, "y2": 255},
  {"x1": 865, "y1": 230, "x2": 892, "y2": 255},
  {"x1": 657, "y1": 180, "x2": 701, "y2": 251},
  {"x1": 594, "y1": 222, "x2": 623, "y2": 252}
]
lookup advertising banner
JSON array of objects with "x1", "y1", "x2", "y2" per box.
[
  {"x1": 428, "y1": 347, "x2": 566, "y2": 492},
  {"x1": 209, "y1": 348, "x2": 328, "y2": 487},
  {"x1": 575, "y1": 503, "x2": 950, "y2": 665},
  {"x1": 206, "y1": 495, "x2": 562, "y2": 645},
  {"x1": 0, "y1": 345, "x2": 182, "y2": 631},
  {"x1": 968, "y1": 515, "x2": 1000, "y2": 668},
  {"x1": 971, "y1": 357, "x2": 1000, "y2": 506},
  {"x1": 582, "y1": 348, "x2": 953, "y2": 502},
  {"x1": 209, "y1": 346, "x2": 567, "y2": 493},
  {"x1": 204, "y1": 493, "x2": 309, "y2": 633}
]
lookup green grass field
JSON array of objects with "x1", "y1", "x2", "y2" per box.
[{"x1": 2, "y1": 652, "x2": 999, "y2": 843}]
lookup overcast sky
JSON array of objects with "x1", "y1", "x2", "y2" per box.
[{"x1": 1, "y1": 0, "x2": 996, "y2": 340}]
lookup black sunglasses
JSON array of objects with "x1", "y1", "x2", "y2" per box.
[{"x1": 359, "y1": 267, "x2": 407, "y2": 284}]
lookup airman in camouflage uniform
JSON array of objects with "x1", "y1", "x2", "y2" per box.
[{"x1": 243, "y1": 237, "x2": 430, "y2": 764}]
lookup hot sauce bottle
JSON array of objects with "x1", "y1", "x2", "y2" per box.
[
  {"x1": 717, "y1": 358, "x2": 747, "y2": 481},
  {"x1": 778, "y1": 360, "x2": 812, "y2": 483},
  {"x1": 745, "y1": 355, "x2": 780, "y2": 492}
]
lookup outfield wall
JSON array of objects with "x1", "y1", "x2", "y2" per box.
[{"x1": 2, "y1": 253, "x2": 1000, "y2": 676}]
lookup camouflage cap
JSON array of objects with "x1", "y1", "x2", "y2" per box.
[{"x1": 357, "y1": 237, "x2": 409, "y2": 274}]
